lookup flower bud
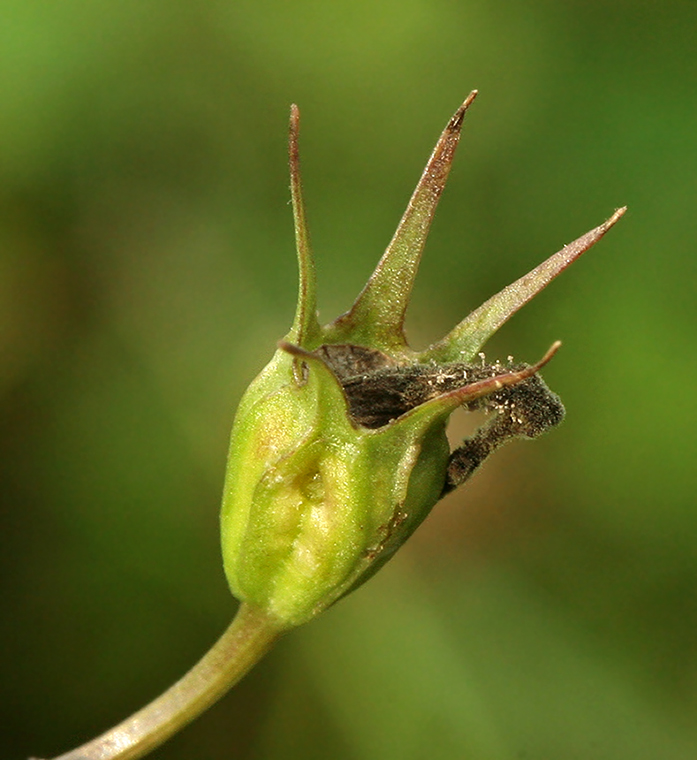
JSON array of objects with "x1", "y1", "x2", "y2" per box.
[{"x1": 220, "y1": 95, "x2": 625, "y2": 629}]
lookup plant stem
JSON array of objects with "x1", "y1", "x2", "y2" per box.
[{"x1": 37, "y1": 603, "x2": 283, "y2": 760}]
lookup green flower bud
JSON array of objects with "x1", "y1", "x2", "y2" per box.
[{"x1": 220, "y1": 93, "x2": 625, "y2": 629}]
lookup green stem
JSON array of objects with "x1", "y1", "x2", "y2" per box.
[{"x1": 37, "y1": 604, "x2": 283, "y2": 760}]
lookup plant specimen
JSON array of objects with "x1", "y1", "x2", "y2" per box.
[{"x1": 35, "y1": 91, "x2": 624, "y2": 760}]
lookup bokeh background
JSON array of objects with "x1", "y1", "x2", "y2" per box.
[{"x1": 2, "y1": 1, "x2": 696, "y2": 758}]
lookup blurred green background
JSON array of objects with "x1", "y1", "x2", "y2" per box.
[{"x1": 1, "y1": 1, "x2": 695, "y2": 758}]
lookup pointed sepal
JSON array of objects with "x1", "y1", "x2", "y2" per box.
[
  {"x1": 325, "y1": 91, "x2": 478, "y2": 353},
  {"x1": 408, "y1": 341, "x2": 561, "y2": 421},
  {"x1": 286, "y1": 104, "x2": 322, "y2": 348},
  {"x1": 420, "y1": 207, "x2": 627, "y2": 363}
]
